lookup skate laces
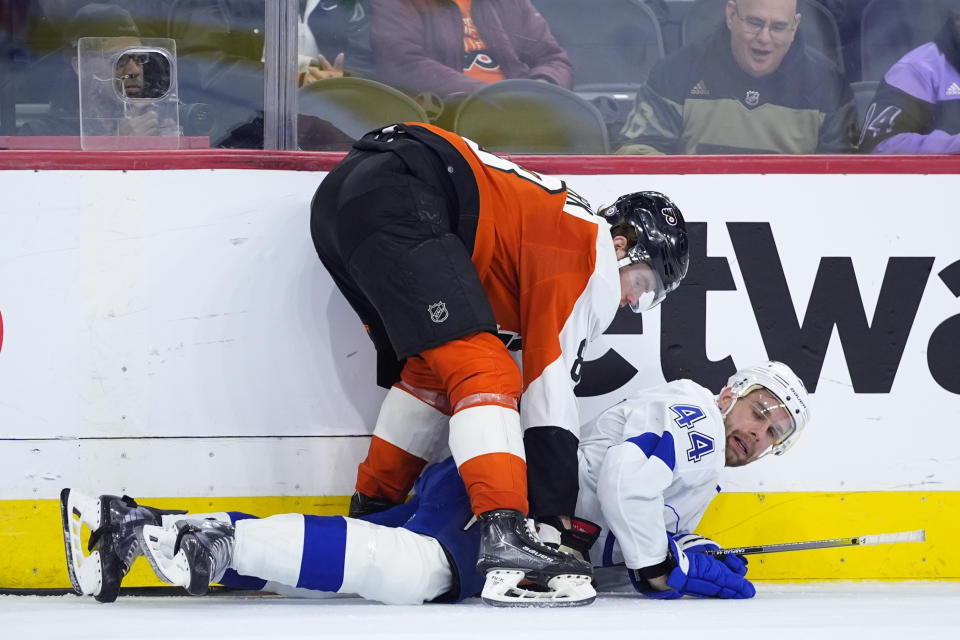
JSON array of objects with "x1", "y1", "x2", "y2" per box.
[{"x1": 524, "y1": 518, "x2": 542, "y2": 544}]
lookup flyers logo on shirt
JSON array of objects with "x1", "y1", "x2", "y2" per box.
[
  {"x1": 458, "y1": 10, "x2": 503, "y2": 80},
  {"x1": 464, "y1": 52, "x2": 499, "y2": 72}
]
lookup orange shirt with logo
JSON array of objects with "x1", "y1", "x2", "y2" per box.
[{"x1": 451, "y1": 0, "x2": 505, "y2": 84}]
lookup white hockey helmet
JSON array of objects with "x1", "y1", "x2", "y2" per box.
[{"x1": 725, "y1": 360, "x2": 811, "y2": 456}]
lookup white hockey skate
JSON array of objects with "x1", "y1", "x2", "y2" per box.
[
  {"x1": 139, "y1": 518, "x2": 235, "y2": 596},
  {"x1": 480, "y1": 569, "x2": 596, "y2": 607},
  {"x1": 137, "y1": 523, "x2": 191, "y2": 588},
  {"x1": 60, "y1": 488, "x2": 185, "y2": 602},
  {"x1": 476, "y1": 509, "x2": 596, "y2": 607}
]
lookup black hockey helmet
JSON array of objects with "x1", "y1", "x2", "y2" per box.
[{"x1": 599, "y1": 191, "x2": 689, "y2": 311}]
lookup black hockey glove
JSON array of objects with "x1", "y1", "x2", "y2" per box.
[{"x1": 537, "y1": 516, "x2": 601, "y2": 564}]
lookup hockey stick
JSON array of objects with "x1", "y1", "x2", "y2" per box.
[{"x1": 706, "y1": 529, "x2": 926, "y2": 557}]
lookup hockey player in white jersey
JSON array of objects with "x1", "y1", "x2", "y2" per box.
[
  {"x1": 61, "y1": 361, "x2": 809, "y2": 605},
  {"x1": 575, "y1": 360, "x2": 810, "y2": 597}
]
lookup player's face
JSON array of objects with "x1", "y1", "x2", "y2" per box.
[
  {"x1": 720, "y1": 387, "x2": 794, "y2": 466},
  {"x1": 725, "y1": 0, "x2": 799, "y2": 78},
  {"x1": 618, "y1": 262, "x2": 664, "y2": 313},
  {"x1": 613, "y1": 236, "x2": 667, "y2": 313}
]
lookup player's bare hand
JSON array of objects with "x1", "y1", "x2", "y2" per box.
[{"x1": 302, "y1": 53, "x2": 345, "y2": 86}]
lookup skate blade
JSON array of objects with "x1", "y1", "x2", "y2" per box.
[
  {"x1": 138, "y1": 524, "x2": 191, "y2": 588},
  {"x1": 480, "y1": 569, "x2": 596, "y2": 607},
  {"x1": 59, "y1": 488, "x2": 104, "y2": 597}
]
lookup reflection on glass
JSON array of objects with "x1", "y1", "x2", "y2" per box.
[
  {"x1": 8, "y1": 1, "x2": 265, "y2": 149},
  {"x1": 77, "y1": 37, "x2": 180, "y2": 149},
  {"x1": 114, "y1": 50, "x2": 170, "y2": 100},
  {"x1": 3, "y1": 1, "x2": 958, "y2": 154}
]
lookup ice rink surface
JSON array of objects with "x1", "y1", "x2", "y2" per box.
[{"x1": 3, "y1": 582, "x2": 958, "y2": 640}]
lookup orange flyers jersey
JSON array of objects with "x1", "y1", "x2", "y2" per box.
[{"x1": 406, "y1": 123, "x2": 622, "y2": 437}]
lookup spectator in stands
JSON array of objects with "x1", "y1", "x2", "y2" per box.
[
  {"x1": 616, "y1": 0, "x2": 858, "y2": 155},
  {"x1": 367, "y1": 0, "x2": 573, "y2": 101},
  {"x1": 18, "y1": 2, "x2": 172, "y2": 137},
  {"x1": 300, "y1": 0, "x2": 375, "y2": 86},
  {"x1": 858, "y1": 9, "x2": 960, "y2": 154}
]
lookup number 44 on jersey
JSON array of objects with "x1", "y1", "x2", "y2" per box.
[{"x1": 671, "y1": 404, "x2": 715, "y2": 462}]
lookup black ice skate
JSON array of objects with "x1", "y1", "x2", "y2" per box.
[
  {"x1": 476, "y1": 509, "x2": 596, "y2": 607},
  {"x1": 348, "y1": 490, "x2": 398, "y2": 518},
  {"x1": 60, "y1": 488, "x2": 186, "y2": 602},
  {"x1": 163, "y1": 519, "x2": 236, "y2": 596}
]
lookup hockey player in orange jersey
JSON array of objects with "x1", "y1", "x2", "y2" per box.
[{"x1": 309, "y1": 122, "x2": 689, "y2": 606}]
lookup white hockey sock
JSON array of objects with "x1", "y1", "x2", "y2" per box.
[
  {"x1": 340, "y1": 518, "x2": 453, "y2": 605},
  {"x1": 372, "y1": 385, "x2": 450, "y2": 459},
  {"x1": 227, "y1": 513, "x2": 454, "y2": 604},
  {"x1": 233, "y1": 514, "x2": 307, "y2": 585},
  {"x1": 448, "y1": 404, "x2": 525, "y2": 465}
]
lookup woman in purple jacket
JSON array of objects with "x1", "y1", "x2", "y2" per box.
[
  {"x1": 859, "y1": 9, "x2": 960, "y2": 154},
  {"x1": 368, "y1": 0, "x2": 573, "y2": 101}
]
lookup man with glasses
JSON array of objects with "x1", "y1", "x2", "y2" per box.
[
  {"x1": 63, "y1": 360, "x2": 808, "y2": 605},
  {"x1": 616, "y1": 0, "x2": 858, "y2": 155},
  {"x1": 115, "y1": 52, "x2": 147, "y2": 98}
]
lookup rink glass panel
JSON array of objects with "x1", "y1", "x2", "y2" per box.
[{"x1": 3, "y1": 1, "x2": 958, "y2": 154}]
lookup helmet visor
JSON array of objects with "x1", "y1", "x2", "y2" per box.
[
  {"x1": 619, "y1": 261, "x2": 666, "y2": 313},
  {"x1": 743, "y1": 385, "x2": 797, "y2": 447}
]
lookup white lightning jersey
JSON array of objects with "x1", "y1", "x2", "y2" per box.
[{"x1": 575, "y1": 379, "x2": 726, "y2": 570}]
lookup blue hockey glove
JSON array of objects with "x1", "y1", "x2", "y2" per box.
[
  {"x1": 673, "y1": 532, "x2": 749, "y2": 576},
  {"x1": 630, "y1": 534, "x2": 755, "y2": 599}
]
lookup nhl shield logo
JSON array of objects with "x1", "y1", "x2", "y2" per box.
[
  {"x1": 428, "y1": 301, "x2": 449, "y2": 323},
  {"x1": 745, "y1": 90, "x2": 760, "y2": 106}
]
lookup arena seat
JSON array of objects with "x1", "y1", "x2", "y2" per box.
[
  {"x1": 530, "y1": 0, "x2": 665, "y2": 91},
  {"x1": 298, "y1": 77, "x2": 429, "y2": 140},
  {"x1": 453, "y1": 79, "x2": 610, "y2": 154},
  {"x1": 681, "y1": 0, "x2": 844, "y2": 71},
  {"x1": 860, "y1": 0, "x2": 959, "y2": 82}
]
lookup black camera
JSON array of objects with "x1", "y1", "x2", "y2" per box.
[{"x1": 179, "y1": 101, "x2": 215, "y2": 136}]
